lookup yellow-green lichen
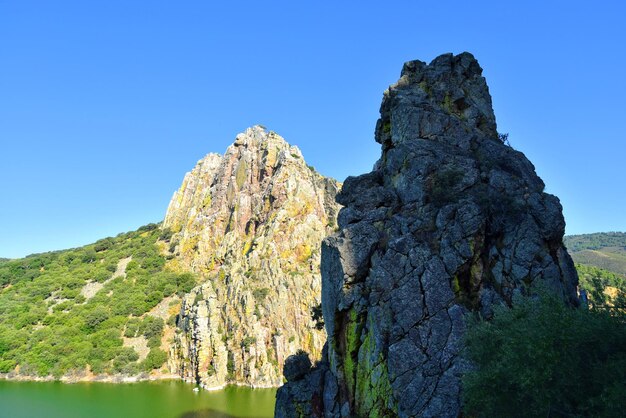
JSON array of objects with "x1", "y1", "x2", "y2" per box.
[
  {"x1": 452, "y1": 274, "x2": 461, "y2": 295},
  {"x1": 241, "y1": 240, "x2": 253, "y2": 256},
  {"x1": 235, "y1": 160, "x2": 248, "y2": 189},
  {"x1": 202, "y1": 194, "x2": 212, "y2": 208},
  {"x1": 354, "y1": 323, "x2": 398, "y2": 416},
  {"x1": 343, "y1": 309, "x2": 364, "y2": 399},
  {"x1": 442, "y1": 93, "x2": 454, "y2": 114},
  {"x1": 182, "y1": 236, "x2": 200, "y2": 254},
  {"x1": 419, "y1": 80, "x2": 432, "y2": 97}
]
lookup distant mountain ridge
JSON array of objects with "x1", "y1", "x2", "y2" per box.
[
  {"x1": 565, "y1": 232, "x2": 626, "y2": 276},
  {"x1": 564, "y1": 232, "x2": 626, "y2": 252},
  {"x1": 563, "y1": 232, "x2": 626, "y2": 307}
]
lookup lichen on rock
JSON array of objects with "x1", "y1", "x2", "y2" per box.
[
  {"x1": 275, "y1": 52, "x2": 579, "y2": 417},
  {"x1": 163, "y1": 126, "x2": 341, "y2": 389}
]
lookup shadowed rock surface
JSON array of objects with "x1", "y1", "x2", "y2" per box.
[
  {"x1": 275, "y1": 52, "x2": 578, "y2": 417},
  {"x1": 164, "y1": 126, "x2": 340, "y2": 388}
]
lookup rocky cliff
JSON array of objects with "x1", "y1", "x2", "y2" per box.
[
  {"x1": 163, "y1": 126, "x2": 340, "y2": 388},
  {"x1": 275, "y1": 53, "x2": 579, "y2": 417}
]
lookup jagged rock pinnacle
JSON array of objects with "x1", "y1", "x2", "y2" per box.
[
  {"x1": 375, "y1": 52, "x2": 497, "y2": 151},
  {"x1": 163, "y1": 126, "x2": 340, "y2": 389},
  {"x1": 275, "y1": 53, "x2": 578, "y2": 417}
]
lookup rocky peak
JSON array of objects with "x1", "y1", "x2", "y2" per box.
[
  {"x1": 375, "y1": 52, "x2": 497, "y2": 151},
  {"x1": 164, "y1": 126, "x2": 340, "y2": 389},
  {"x1": 275, "y1": 53, "x2": 578, "y2": 417}
]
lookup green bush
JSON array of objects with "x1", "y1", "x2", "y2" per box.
[
  {"x1": 142, "y1": 348, "x2": 167, "y2": 371},
  {"x1": 463, "y1": 294, "x2": 626, "y2": 417},
  {"x1": 241, "y1": 336, "x2": 257, "y2": 349},
  {"x1": 84, "y1": 307, "x2": 110, "y2": 331},
  {"x1": 252, "y1": 287, "x2": 270, "y2": 302},
  {"x1": 0, "y1": 358, "x2": 16, "y2": 373},
  {"x1": 429, "y1": 168, "x2": 464, "y2": 207},
  {"x1": 140, "y1": 317, "x2": 164, "y2": 339},
  {"x1": 576, "y1": 263, "x2": 626, "y2": 307},
  {"x1": 124, "y1": 318, "x2": 141, "y2": 338},
  {"x1": 310, "y1": 303, "x2": 324, "y2": 330},
  {"x1": 159, "y1": 228, "x2": 174, "y2": 241},
  {"x1": 94, "y1": 238, "x2": 114, "y2": 252}
]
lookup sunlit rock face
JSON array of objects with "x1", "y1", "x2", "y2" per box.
[
  {"x1": 164, "y1": 126, "x2": 340, "y2": 388},
  {"x1": 275, "y1": 52, "x2": 578, "y2": 417}
]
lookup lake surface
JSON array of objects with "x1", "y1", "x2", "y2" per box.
[{"x1": 0, "y1": 380, "x2": 276, "y2": 418}]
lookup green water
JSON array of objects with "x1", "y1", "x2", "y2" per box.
[{"x1": 0, "y1": 380, "x2": 276, "y2": 418}]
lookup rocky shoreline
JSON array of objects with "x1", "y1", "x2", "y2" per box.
[
  {"x1": 1, "y1": 371, "x2": 281, "y2": 391},
  {"x1": 0, "y1": 371, "x2": 180, "y2": 384}
]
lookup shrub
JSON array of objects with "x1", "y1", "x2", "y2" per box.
[
  {"x1": 498, "y1": 132, "x2": 510, "y2": 146},
  {"x1": 84, "y1": 307, "x2": 109, "y2": 331},
  {"x1": 94, "y1": 238, "x2": 114, "y2": 252},
  {"x1": 241, "y1": 336, "x2": 257, "y2": 349},
  {"x1": 252, "y1": 287, "x2": 270, "y2": 302},
  {"x1": 0, "y1": 359, "x2": 16, "y2": 373},
  {"x1": 137, "y1": 223, "x2": 159, "y2": 232},
  {"x1": 124, "y1": 318, "x2": 141, "y2": 338},
  {"x1": 226, "y1": 352, "x2": 235, "y2": 379},
  {"x1": 158, "y1": 228, "x2": 173, "y2": 241},
  {"x1": 463, "y1": 294, "x2": 626, "y2": 417},
  {"x1": 429, "y1": 168, "x2": 464, "y2": 207},
  {"x1": 140, "y1": 317, "x2": 164, "y2": 339},
  {"x1": 310, "y1": 303, "x2": 324, "y2": 330},
  {"x1": 175, "y1": 273, "x2": 195, "y2": 293},
  {"x1": 142, "y1": 348, "x2": 167, "y2": 371}
]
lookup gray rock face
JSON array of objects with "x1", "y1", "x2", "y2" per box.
[{"x1": 275, "y1": 52, "x2": 578, "y2": 417}]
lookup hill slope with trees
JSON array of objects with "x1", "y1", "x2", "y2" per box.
[
  {"x1": 565, "y1": 232, "x2": 626, "y2": 307},
  {"x1": 0, "y1": 224, "x2": 195, "y2": 380}
]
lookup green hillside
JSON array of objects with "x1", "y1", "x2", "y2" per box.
[
  {"x1": 570, "y1": 247, "x2": 626, "y2": 276},
  {"x1": 3, "y1": 228, "x2": 625, "y2": 379},
  {"x1": 565, "y1": 232, "x2": 626, "y2": 307},
  {"x1": 564, "y1": 232, "x2": 626, "y2": 252},
  {"x1": 0, "y1": 224, "x2": 195, "y2": 378}
]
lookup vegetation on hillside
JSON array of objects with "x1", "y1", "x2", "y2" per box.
[
  {"x1": 463, "y1": 233, "x2": 626, "y2": 416},
  {"x1": 572, "y1": 247, "x2": 626, "y2": 276},
  {"x1": 564, "y1": 232, "x2": 626, "y2": 252},
  {"x1": 0, "y1": 224, "x2": 195, "y2": 378},
  {"x1": 577, "y1": 263, "x2": 626, "y2": 307},
  {"x1": 565, "y1": 232, "x2": 626, "y2": 277},
  {"x1": 563, "y1": 232, "x2": 626, "y2": 307},
  {"x1": 463, "y1": 293, "x2": 626, "y2": 417}
]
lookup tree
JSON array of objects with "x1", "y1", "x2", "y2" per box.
[
  {"x1": 463, "y1": 294, "x2": 626, "y2": 417},
  {"x1": 84, "y1": 307, "x2": 110, "y2": 331}
]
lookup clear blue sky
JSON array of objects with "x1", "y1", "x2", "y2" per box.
[{"x1": 1, "y1": 1, "x2": 624, "y2": 258}]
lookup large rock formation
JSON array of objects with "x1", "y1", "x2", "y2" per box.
[
  {"x1": 164, "y1": 126, "x2": 340, "y2": 388},
  {"x1": 275, "y1": 52, "x2": 578, "y2": 417}
]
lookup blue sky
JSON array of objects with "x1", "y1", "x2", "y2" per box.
[{"x1": 1, "y1": 1, "x2": 624, "y2": 258}]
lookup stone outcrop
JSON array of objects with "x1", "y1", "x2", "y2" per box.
[
  {"x1": 275, "y1": 52, "x2": 579, "y2": 417},
  {"x1": 163, "y1": 126, "x2": 340, "y2": 388}
]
